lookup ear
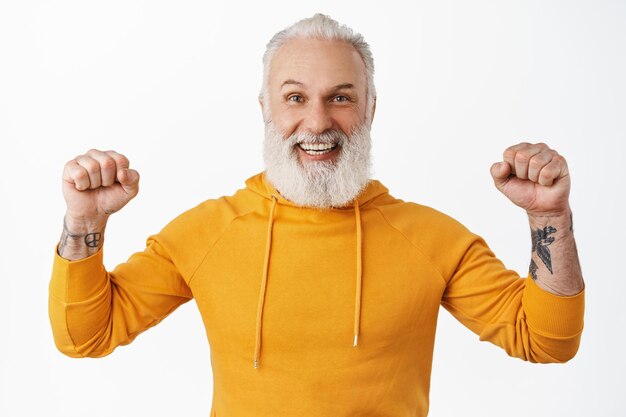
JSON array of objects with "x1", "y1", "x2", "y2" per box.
[
  {"x1": 366, "y1": 96, "x2": 377, "y2": 126},
  {"x1": 371, "y1": 96, "x2": 377, "y2": 122},
  {"x1": 259, "y1": 96, "x2": 271, "y2": 121}
]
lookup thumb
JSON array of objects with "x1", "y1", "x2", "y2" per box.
[
  {"x1": 117, "y1": 168, "x2": 140, "y2": 197},
  {"x1": 490, "y1": 161, "x2": 512, "y2": 191}
]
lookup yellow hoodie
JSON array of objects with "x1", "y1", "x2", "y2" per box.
[{"x1": 49, "y1": 172, "x2": 584, "y2": 416}]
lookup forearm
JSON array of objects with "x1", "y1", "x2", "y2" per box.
[
  {"x1": 58, "y1": 214, "x2": 108, "y2": 261},
  {"x1": 528, "y1": 207, "x2": 584, "y2": 296}
]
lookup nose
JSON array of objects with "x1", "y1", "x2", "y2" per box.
[{"x1": 302, "y1": 100, "x2": 333, "y2": 135}]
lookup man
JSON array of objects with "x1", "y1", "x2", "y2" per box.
[{"x1": 49, "y1": 13, "x2": 585, "y2": 416}]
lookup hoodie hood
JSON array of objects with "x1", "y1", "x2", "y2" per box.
[
  {"x1": 243, "y1": 172, "x2": 391, "y2": 369},
  {"x1": 244, "y1": 171, "x2": 390, "y2": 210}
]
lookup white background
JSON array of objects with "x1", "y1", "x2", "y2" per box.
[{"x1": 1, "y1": 1, "x2": 624, "y2": 416}]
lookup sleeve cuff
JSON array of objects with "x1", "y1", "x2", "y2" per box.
[
  {"x1": 50, "y1": 245, "x2": 108, "y2": 303},
  {"x1": 522, "y1": 275, "x2": 585, "y2": 338}
]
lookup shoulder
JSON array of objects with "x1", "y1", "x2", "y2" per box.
[
  {"x1": 159, "y1": 185, "x2": 258, "y2": 241},
  {"x1": 374, "y1": 196, "x2": 471, "y2": 237},
  {"x1": 147, "y1": 186, "x2": 258, "y2": 275},
  {"x1": 373, "y1": 196, "x2": 480, "y2": 278}
]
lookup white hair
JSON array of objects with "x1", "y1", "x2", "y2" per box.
[{"x1": 260, "y1": 13, "x2": 376, "y2": 120}]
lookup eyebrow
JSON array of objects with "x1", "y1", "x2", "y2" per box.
[
  {"x1": 331, "y1": 83, "x2": 355, "y2": 91},
  {"x1": 281, "y1": 79, "x2": 304, "y2": 88},
  {"x1": 280, "y1": 80, "x2": 356, "y2": 91}
]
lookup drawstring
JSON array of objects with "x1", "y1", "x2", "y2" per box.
[
  {"x1": 254, "y1": 194, "x2": 278, "y2": 369},
  {"x1": 353, "y1": 201, "x2": 363, "y2": 347},
  {"x1": 253, "y1": 195, "x2": 364, "y2": 368}
]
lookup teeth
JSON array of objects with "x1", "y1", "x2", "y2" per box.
[
  {"x1": 299, "y1": 142, "x2": 335, "y2": 151},
  {"x1": 297, "y1": 142, "x2": 338, "y2": 156},
  {"x1": 303, "y1": 148, "x2": 333, "y2": 155}
]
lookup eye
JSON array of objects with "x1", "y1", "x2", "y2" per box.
[
  {"x1": 332, "y1": 95, "x2": 350, "y2": 103},
  {"x1": 287, "y1": 94, "x2": 304, "y2": 103}
]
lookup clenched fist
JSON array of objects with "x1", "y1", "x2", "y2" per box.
[
  {"x1": 490, "y1": 142, "x2": 570, "y2": 217},
  {"x1": 62, "y1": 149, "x2": 140, "y2": 223}
]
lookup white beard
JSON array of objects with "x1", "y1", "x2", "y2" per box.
[{"x1": 263, "y1": 121, "x2": 373, "y2": 209}]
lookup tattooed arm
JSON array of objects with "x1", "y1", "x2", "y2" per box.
[
  {"x1": 50, "y1": 151, "x2": 195, "y2": 358},
  {"x1": 528, "y1": 210, "x2": 583, "y2": 296},
  {"x1": 58, "y1": 149, "x2": 139, "y2": 261},
  {"x1": 58, "y1": 215, "x2": 107, "y2": 261},
  {"x1": 491, "y1": 142, "x2": 584, "y2": 296}
]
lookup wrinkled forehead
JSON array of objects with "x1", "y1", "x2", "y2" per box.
[{"x1": 267, "y1": 38, "x2": 368, "y2": 94}]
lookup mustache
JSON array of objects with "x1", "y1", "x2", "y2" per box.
[{"x1": 286, "y1": 129, "x2": 349, "y2": 145}]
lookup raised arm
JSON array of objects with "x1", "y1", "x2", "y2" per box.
[
  {"x1": 440, "y1": 143, "x2": 584, "y2": 364},
  {"x1": 49, "y1": 149, "x2": 192, "y2": 358},
  {"x1": 490, "y1": 142, "x2": 584, "y2": 296},
  {"x1": 59, "y1": 149, "x2": 139, "y2": 260}
]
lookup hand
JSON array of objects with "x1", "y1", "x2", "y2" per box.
[
  {"x1": 62, "y1": 149, "x2": 140, "y2": 224},
  {"x1": 490, "y1": 142, "x2": 570, "y2": 217}
]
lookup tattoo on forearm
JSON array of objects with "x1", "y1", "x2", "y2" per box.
[
  {"x1": 84, "y1": 232, "x2": 102, "y2": 247},
  {"x1": 531, "y1": 225, "x2": 556, "y2": 275},
  {"x1": 58, "y1": 230, "x2": 69, "y2": 255},
  {"x1": 58, "y1": 217, "x2": 103, "y2": 255},
  {"x1": 529, "y1": 259, "x2": 538, "y2": 280}
]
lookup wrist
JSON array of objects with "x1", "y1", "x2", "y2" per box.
[
  {"x1": 58, "y1": 214, "x2": 107, "y2": 261},
  {"x1": 527, "y1": 205, "x2": 572, "y2": 227},
  {"x1": 64, "y1": 212, "x2": 109, "y2": 234}
]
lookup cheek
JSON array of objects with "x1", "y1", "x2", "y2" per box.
[
  {"x1": 270, "y1": 108, "x2": 301, "y2": 136},
  {"x1": 334, "y1": 111, "x2": 364, "y2": 134}
]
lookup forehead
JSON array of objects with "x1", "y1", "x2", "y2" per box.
[{"x1": 268, "y1": 38, "x2": 367, "y2": 91}]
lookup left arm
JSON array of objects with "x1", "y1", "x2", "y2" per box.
[
  {"x1": 490, "y1": 142, "x2": 584, "y2": 296},
  {"x1": 440, "y1": 142, "x2": 584, "y2": 363}
]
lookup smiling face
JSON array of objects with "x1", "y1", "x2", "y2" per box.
[
  {"x1": 263, "y1": 37, "x2": 372, "y2": 165},
  {"x1": 261, "y1": 37, "x2": 375, "y2": 208}
]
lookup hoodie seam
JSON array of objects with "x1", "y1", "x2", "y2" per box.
[
  {"x1": 63, "y1": 256, "x2": 85, "y2": 358},
  {"x1": 373, "y1": 207, "x2": 447, "y2": 286},
  {"x1": 186, "y1": 210, "x2": 256, "y2": 288}
]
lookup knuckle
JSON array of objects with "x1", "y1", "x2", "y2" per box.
[
  {"x1": 514, "y1": 151, "x2": 529, "y2": 162},
  {"x1": 503, "y1": 149, "x2": 516, "y2": 160},
  {"x1": 108, "y1": 151, "x2": 129, "y2": 166},
  {"x1": 117, "y1": 155, "x2": 130, "y2": 166},
  {"x1": 83, "y1": 160, "x2": 100, "y2": 174},
  {"x1": 74, "y1": 168, "x2": 89, "y2": 181},
  {"x1": 64, "y1": 159, "x2": 77, "y2": 172},
  {"x1": 101, "y1": 158, "x2": 116, "y2": 170},
  {"x1": 543, "y1": 165, "x2": 558, "y2": 176},
  {"x1": 529, "y1": 157, "x2": 543, "y2": 169}
]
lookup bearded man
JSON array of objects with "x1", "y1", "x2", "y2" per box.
[{"x1": 49, "y1": 14, "x2": 585, "y2": 417}]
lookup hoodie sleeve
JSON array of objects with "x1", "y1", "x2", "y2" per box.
[
  {"x1": 48, "y1": 233, "x2": 193, "y2": 358},
  {"x1": 441, "y1": 234, "x2": 585, "y2": 363}
]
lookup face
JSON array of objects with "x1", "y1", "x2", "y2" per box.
[
  {"x1": 261, "y1": 37, "x2": 375, "y2": 208},
  {"x1": 263, "y1": 38, "x2": 371, "y2": 165}
]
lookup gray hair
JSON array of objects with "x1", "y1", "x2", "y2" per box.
[{"x1": 260, "y1": 13, "x2": 376, "y2": 120}]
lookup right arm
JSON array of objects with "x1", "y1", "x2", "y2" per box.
[
  {"x1": 49, "y1": 150, "x2": 192, "y2": 358},
  {"x1": 58, "y1": 149, "x2": 139, "y2": 261}
]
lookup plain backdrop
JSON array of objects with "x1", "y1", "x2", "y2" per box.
[{"x1": 1, "y1": 1, "x2": 624, "y2": 416}]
